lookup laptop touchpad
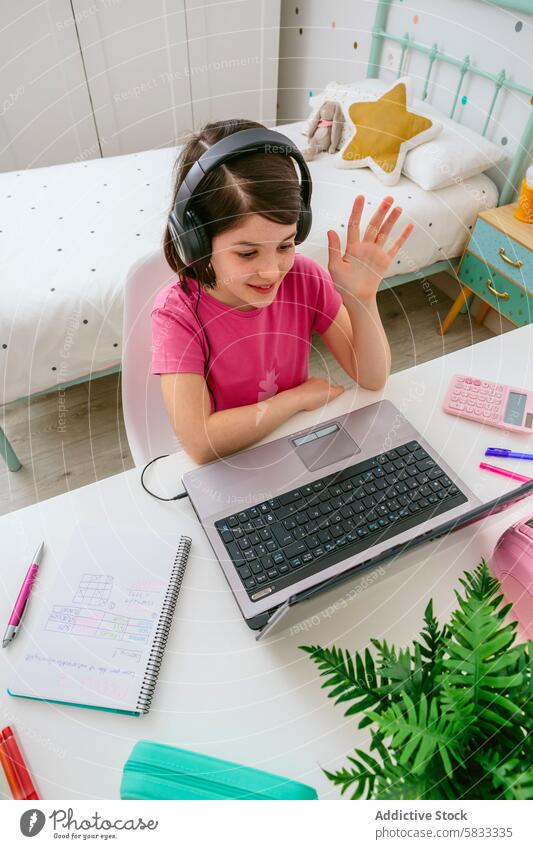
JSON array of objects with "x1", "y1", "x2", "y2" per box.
[{"x1": 291, "y1": 423, "x2": 360, "y2": 473}]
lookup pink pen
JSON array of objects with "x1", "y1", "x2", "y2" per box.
[
  {"x1": 2, "y1": 542, "x2": 44, "y2": 648},
  {"x1": 479, "y1": 462, "x2": 532, "y2": 483}
]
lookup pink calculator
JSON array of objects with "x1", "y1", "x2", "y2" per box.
[{"x1": 443, "y1": 374, "x2": 533, "y2": 434}]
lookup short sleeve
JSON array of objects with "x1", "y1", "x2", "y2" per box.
[
  {"x1": 305, "y1": 257, "x2": 343, "y2": 334},
  {"x1": 151, "y1": 294, "x2": 206, "y2": 376}
]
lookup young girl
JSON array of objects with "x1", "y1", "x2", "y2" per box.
[{"x1": 152, "y1": 118, "x2": 413, "y2": 464}]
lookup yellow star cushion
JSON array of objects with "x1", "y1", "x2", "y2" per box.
[{"x1": 337, "y1": 79, "x2": 441, "y2": 185}]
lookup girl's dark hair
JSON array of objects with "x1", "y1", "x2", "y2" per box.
[{"x1": 163, "y1": 119, "x2": 302, "y2": 291}]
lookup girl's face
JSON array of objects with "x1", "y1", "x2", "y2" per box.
[{"x1": 208, "y1": 214, "x2": 297, "y2": 310}]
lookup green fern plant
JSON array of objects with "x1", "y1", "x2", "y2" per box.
[{"x1": 301, "y1": 558, "x2": 533, "y2": 800}]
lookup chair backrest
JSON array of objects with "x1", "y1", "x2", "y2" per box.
[{"x1": 122, "y1": 251, "x2": 182, "y2": 468}]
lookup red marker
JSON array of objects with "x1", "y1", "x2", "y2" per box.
[{"x1": 0, "y1": 726, "x2": 40, "y2": 800}]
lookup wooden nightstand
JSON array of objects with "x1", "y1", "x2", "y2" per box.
[{"x1": 439, "y1": 202, "x2": 533, "y2": 335}]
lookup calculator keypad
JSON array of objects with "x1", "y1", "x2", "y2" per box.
[{"x1": 445, "y1": 375, "x2": 504, "y2": 424}]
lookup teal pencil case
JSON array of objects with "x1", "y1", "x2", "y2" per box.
[{"x1": 120, "y1": 740, "x2": 318, "y2": 800}]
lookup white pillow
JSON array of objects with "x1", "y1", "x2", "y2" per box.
[
  {"x1": 334, "y1": 77, "x2": 442, "y2": 186},
  {"x1": 402, "y1": 103, "x2": 506, "y2": 190},
  {"x1": 302, "y1": 77, "x2": 505, "y2": 190}
]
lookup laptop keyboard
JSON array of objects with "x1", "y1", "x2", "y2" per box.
[{"x1": 214, "y1": 440, "x2": 467, "y2": 602}]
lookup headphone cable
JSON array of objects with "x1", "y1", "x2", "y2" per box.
[
  {"x1": 140, "y1": 454, "x2": 189, "y2": 501},
  {"x1": 194, "y1": 281, "x2": 217, "y2": 413},
  {"x1": 141, "y1": 274, "x2": 215, "y2": 502}
]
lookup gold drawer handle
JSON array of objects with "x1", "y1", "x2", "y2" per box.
[
  {"x1": 498, "y1": 247, "x2": 523, "y2": 268},
  {"x1": 486, "y1": 279, "x2": 510, "y2": 300}
]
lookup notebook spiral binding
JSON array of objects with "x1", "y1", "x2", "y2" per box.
[{"x1": 136, "y1": 535, "x2": 192, "y2": 715}]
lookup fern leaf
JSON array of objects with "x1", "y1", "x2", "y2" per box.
[
  {"x1": 369, "y1": 691, "x2": 459, "y2": 779},
  {"x1": 323, "y1": 747, "x2": 384, "y2": 799},
  {"x1": 414, "y1": 599, "x2": 448, "y2": 660},
  {"x1": 441, "y1": 561, "x2": 525, "y2": 730},
  {"x1": 301, "y1": 562, "x2": 533, "y2": 801},
  {"x1": 477, "y1": 750, "x2": 533, "y2": 800},
  {"x1": 301, "y1": 644, "x2": 386, "y2": 718}
]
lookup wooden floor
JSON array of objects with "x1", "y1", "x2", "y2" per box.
[{"x1": 1, "y1": 276, "x2": 499, "y2": 516}]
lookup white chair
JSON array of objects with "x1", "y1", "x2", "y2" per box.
[{"x1": 122, "y1": 251, "x2": 182, "y2": 468}]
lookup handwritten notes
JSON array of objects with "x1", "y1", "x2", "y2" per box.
[{"x1": 8, "y1": 522, "x2": 186, "y2": 712}]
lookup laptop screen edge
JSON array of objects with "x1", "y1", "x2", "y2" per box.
[{"x1": 256, "y1": 480, "x2": 533, "y2": 640}]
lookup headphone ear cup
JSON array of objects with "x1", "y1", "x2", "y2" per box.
[
  {"x1": 168, "y1": 209, "x2": 195, "y2": 267},
  {"x1": 167, "y1": 209, "x2": 183, "y2": 254},
  {"x1": 295, "y1": 206, "x2": 312, "y2": 244},
  {"x1": 167, "y1": 208, "x2": 212, "y2": 269},
  {"x1": 186, "y1": 208, "x2": 212, "y2": 267}
]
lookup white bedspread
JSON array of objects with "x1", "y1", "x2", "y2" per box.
[{"x1": 0, "y1": 121, "x2": 498, "y2": 405}]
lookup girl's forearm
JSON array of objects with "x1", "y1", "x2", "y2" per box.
[
  {"x1": 344, "y1": 294, "x2": 391, "y2": 389},
  {"x1": 195, "y1": 386, "x2": 304, "y2": 464}
]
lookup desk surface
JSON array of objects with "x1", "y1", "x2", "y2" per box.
[{"x1": 1, "y1": 326, "x2": 532, "y2": 800}]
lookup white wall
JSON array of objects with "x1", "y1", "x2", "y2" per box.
[
  {"x1": 70, "y1": 0, "x2": 193, "y2": 158},
  {"x1": 0, "y1": 0, "x2": 99, "y2": 171},
  {"x1": 0, "y1": 0, "x2": 281, "y2": 169},
  {"x1": 75, "y1": 0, "x2": 281, "y2": 158},
  {"x1": 277, "y1": 0, "x2": 533, "y2": 187}
]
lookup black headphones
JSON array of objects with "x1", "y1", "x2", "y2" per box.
[
  {"x1": 167, "y1": 127, "x2": 313, "y2": 268},
  {"x1": 166, "y1": 127, "x2": 313, "y2": 414}
]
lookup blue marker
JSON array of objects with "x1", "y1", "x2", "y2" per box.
[{"x1": 485, "y1": 447, "x2": 533, "y2": 461}]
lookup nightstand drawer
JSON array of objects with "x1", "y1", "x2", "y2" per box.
[
  {"x1": 458, "y1": 250, "x2": 533, "y2": 326},
  {"x1": 469, "y1": 218, "x2": 533, "y2": 291}
]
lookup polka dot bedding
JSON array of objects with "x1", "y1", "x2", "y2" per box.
[
  {"x1": 277, "y1": 122, "x2": 498, "y2": 273},
  {"x1": 1, "y1": 146, "x2": 176, "y2": 404},
  {"x1": 0, "y1": 122, "x2": 498, "y2": 405}
]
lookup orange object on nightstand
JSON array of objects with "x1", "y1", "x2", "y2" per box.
[{"x1": 515, "y1": 168, "x2": 533, "y2": 223}]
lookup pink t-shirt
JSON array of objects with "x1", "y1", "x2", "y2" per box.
[{"x1": 151, "y1": 252, "x2": 343, "y2": 412}]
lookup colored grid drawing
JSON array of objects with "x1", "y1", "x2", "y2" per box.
[
  {"x1": 45, "y1": 605, "x2": 153, "y2": 644},
  {"x1": 73, "y1": 574, "x2": 113, "y2": 606}
]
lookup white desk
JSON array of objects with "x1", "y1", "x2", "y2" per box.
[{"x1": 1, "y1": 326, "x2": 532, "y2": 800}]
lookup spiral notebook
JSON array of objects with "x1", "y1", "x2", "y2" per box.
[{"x1": 7, "y1": 521, "x2": 192, "y2": 716}]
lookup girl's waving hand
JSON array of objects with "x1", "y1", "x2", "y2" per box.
[{"x1": 327, "y1": 194, "x2": 414, "y2": 302}]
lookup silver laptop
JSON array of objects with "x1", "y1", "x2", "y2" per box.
[{"x1": 182, "y1": 400, "x2": 533, "y2": 638}]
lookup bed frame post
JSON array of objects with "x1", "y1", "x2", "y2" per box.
[
  {"x1": 0, "y1": 424, "x2": 22, "y2": 472},
  {"x1": 498, "y1": 108, "x2": 533, "y2": 206},
  {"x1": 367, "y1": 0, "x2": 392, "y2": 78}
]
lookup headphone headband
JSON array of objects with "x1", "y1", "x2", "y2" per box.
[
  {"x1": 168, "y1": 127, "x2": 313, "y2": 269},
  {"x1": 173, "y1": 128, "x2": 312, "y2": 224}
]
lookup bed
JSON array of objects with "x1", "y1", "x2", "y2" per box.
[
  {"x1": 1, "y1": 0, "x2": 532, "y2": 471},
  {"x1": 0, "y1": 132, "x2": 498, "y2": 404},
  {"x1": 272, "y1": 122, "x2": 499, "y2": 272}
]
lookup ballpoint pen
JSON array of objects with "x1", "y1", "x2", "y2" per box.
[
  {"x1": 2, "y1": 541, "x2": 44, "y2": 648},
  {"x1": 485, "y1": 448, "x2": 533, "y2": 461},
  {"x1": 479, "y1": 462, "x2": 532, "y2": 483}
]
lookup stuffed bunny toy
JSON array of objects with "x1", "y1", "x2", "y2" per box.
[{"x1": 302, "y1": 99, "x2": 344, "y2": 161}]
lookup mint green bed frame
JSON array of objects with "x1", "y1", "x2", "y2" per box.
[
  {"x1": 367, "y1": 0, "x2": 533, "y2": 213},
  {"x1": 365, "y1": 0, "x2": 533, "y2": 333},
  {"x1": 2, "y1": 0, "x2": 533, "y2": 472}
]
